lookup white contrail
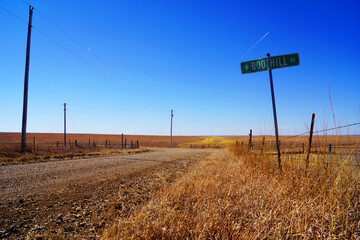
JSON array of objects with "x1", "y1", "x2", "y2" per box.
[{"x1": 228, "y1": 32, "x2": 269, "y2": 70}]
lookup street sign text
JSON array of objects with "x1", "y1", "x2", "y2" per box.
[{"x1": 241, "y1": 53, "x2": 299, "y2": 74}]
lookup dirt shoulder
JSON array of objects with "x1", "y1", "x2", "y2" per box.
[{"x1": 0, "y1": 148, "x2": 216, "y2": 239}]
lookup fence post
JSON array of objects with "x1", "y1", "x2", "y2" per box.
[
  {"x1": 125, "y1": 139, "x2": 127, "y2": 149},
  {"x1": 249, "y1": 129, "x2": 252, "y2": 149},
  {"x1": 261, "y1": 137, "x2": 265, "y2": 154},
  {"x1": 88, "y1": 138, "x2": 90, "y2": 147},
  {"x1": 279, "y1": 140, "x2": 281, "y2": 153},
  {"x1": 121, "y1": 134, "x2": 124, "y2": 149},
  {"x1": 57, "y1": 140, "x2": 59, "y2": 147},
  {"x1": 302, "y1": 143, "x2": 305, "y2": 153},
  {"x1": 137, "y1": 140, "x2": 139, "y2": 148},
  {"x1": 131, "y1": 141, "x2": 133, "y2": 149},
  {"x1": 329, "y1": 144, "x2": 332, "y2": 153},
  {"x1": 106, "y1": 139, "x2": 108, "y2": 148},
  {"x1": 306, "y1": 113, "x2": 316, "y2": 170},
  {"x1": 75, "y1": 140, "x2": 78, "y2": 148}
]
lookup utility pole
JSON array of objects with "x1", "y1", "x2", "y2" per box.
[
  {"x1": 170, "y1": 110, "x2": 173, "y2": 148},
  {"x1": 64, "y1": 103, "x2": 67, "y2": 146},
  {"x1": 20, "y1": 5, "x2": 34, "y2": 152}
]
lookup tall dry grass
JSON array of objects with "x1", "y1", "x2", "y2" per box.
[{"x1": 104, "y1": 145, "x2": 359, "y2": 239}]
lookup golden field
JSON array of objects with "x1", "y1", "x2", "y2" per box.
[
  {"x1": 104, "y1": 141, "x2": 360, "y2": 239},
  {"x1": 0, "y1": 132, "x2": 359, "y2": 238}
]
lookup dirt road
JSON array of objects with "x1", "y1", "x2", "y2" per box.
[{"x1": 0, "y1": 148, "x2": 216, "y2": 239}]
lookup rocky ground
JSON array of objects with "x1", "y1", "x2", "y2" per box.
[{"x1": 0, "y1": 148, "x2": 216, "y2": 239}]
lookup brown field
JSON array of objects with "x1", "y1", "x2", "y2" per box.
[
  {"x1": 0, "y1": 133, "x2": 206, "y2": 164},
  {"x1": 1, "y1": 132, "x2": 358, "y2": 149},
  {"x1": 0, "y1": 132, "x2": 204, "y2": 147},
  {"x1": 0, "y1": 132, "x2": 359, "y2": 238},
  {"x1": 0, "y1": 132, "x2": 359, "y2": 165}
]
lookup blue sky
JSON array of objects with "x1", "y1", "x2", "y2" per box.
[{"x1": 0, "y1": 0, "x2": 359, "y2": 136}]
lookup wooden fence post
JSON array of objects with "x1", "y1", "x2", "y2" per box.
[
  {"x1": 122, "y1": 134, "x2": 124, "y2": 149},
  {"x1": 329, "y1": 144, "x2": 332, "y2": 153},
  {"x1": 249, "y1": 129, "x2": 252, "y2": 149},
  {"x1": 75, "y1": 140, "x2": 78, "y2": 147},
  {"x1": 105, "y1": 139, "x2": 108, "y2": 148},
  {"x1": 306, "y1": 113, "x2": 316, "y2": 170},
  {"x1": 261, "y1": 137, "x2": 265, "y2": 154},
  {"x1": 56, "y1": 140, "x2": 59, "y2": 147},
  {"x1": 302, "y1": 143, "x2": 305, "y2": 153},
  {"x1": 125, "y1": 139, "x2": 127, "y2": 149},
  {"x1": 137, "y1": 140, "x2": 139, "y2": 148}
]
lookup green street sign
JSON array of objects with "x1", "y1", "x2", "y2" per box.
[{"x1": 241, "y1": 53, "x2": 299, "y2": 74}]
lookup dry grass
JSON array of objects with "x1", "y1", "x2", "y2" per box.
[{"x1": 103, "y1": 145, "x2": 359, "y2": 239}]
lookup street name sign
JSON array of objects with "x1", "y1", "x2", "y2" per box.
[
  {"x1": 241, "y1": 53, "x2": 299, "y2": 74},
  {"x1": 240, "y1": 52, "x2": 301, "y2": 171}
]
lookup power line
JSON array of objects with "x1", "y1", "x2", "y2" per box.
[
  {"x1": 3, "y1": 3, "x2": 168, "y2": 112},
  {"x1": 0, "y1": 5, "x2": 27, "y2": 24},
  {"x1": 31, "y1": 5, "x2": 168, "y2": 111},
  {"x1": 31, "y1": 26, "x2": 127, "y2": 88}
]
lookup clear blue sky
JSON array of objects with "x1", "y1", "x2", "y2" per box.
[{"x1": 1, "y1": 0, "x2": 359, "y2": 136}]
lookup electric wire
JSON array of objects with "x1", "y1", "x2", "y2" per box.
[
  {"x1": 29, "y1": 3, "x2": 168, "y2": 111},
  {"x1": 4, "y1": 3, "x2": 168, "y2": 112},
  {"x1": 0, "y1": 5, "x2": 111, "y2": 82},
  {"x1": 31, "y1": 26, "x2": 128, "y2": 89},
  {"x1": 0, "y1": 5, "x2": 27, "y2": 24}
]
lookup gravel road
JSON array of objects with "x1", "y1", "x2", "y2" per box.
[
  {"x1": 0, "y1": 147, "x2": 217, "y2": 239},
  {"x1": 0, "y1": 148, "x2": 212, "y2": 199}
]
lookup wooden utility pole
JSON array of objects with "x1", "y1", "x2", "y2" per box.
[
  {"x1": 267, "y1": 53, "x2": 282, "y2": 172},
  {"x1": 20, "y1": 5, "x2": 34, "y2": 152},
  {"x1": 64, "y1": 103, "x2": 67, "y2": 146},
  {"x1": 170, "y1": 110, "x2": 174, "y2": 148},
  {"x1": 306, "y1": 113, "x2": 315, "y2": 169}
]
